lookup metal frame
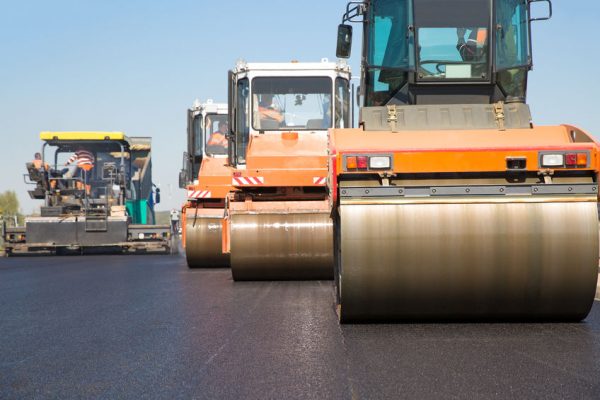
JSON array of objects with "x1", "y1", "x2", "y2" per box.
[
  {"x1": 529, "y1": 0, "x2": 553, "y2": 22},
  {"x1": 342, "y1": 1, "x2": 366, "y2": 23},
  {"x1": 340, "y1": 183, "x2": 598, "y2": 198}
]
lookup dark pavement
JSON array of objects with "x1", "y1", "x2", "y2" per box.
[{"x1": 1, "y1": 255, "x2": 599, "y2": 399}]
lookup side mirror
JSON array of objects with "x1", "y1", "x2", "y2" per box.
[
  {"x1": 155, "y1": 188, "x2": 161, "y2": 204},
  {"x1": 529, "y1": 0, "x2": 552, "y2": 22},
  {"x1": 336, "y1": 24, "x2": 353, "y2": 59},
  {"x1": 178, "y1": 169, "x2": 188, "y2": 189}
]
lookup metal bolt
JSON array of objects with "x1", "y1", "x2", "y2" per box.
[
  {"x1": 365, "y1": 190, "x2": 370, "y2": 195},
  {"x1": 432, "y1": 189, "x2": 437, "y2": 194},
  {"x1": 568, "y1": 187, "x2": 573, "y2": 192},
  {"x1": 500, "y1": 188, "x2": 505, "y2": 193},
  {"x1": 465, "y1": 188, "x2": 470, "y2": 193},
  {"x1": 533, "y1": 188, "x2": 539, "y2": 192},
  {"x1": 398, "y1": 189, "x2": 404, "y2": 194},
  {"x1": 342, "y1": 190, "x2": 347, "y2": 195}
]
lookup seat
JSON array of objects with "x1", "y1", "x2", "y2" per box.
[{"x1": 26, "y1": 162, "x2": 43, "y2": 183}]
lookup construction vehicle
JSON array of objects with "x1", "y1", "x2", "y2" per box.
[
  {"x1": 224, "y1": 59, "x2": 352, "y2": 280},
  {"x1": 331, "y1": 0, "x2": 599, "y2": 321},
  {"x1": 4, "y1": 132, "x2": 171, "y2": 255},
  {"x1": 179, "y1": 99, "x2": 233, "y2": 267}
]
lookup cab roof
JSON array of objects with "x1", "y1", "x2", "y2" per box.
[{"x1": 40, "y1": 131, "x2": 129, "y2": 143}]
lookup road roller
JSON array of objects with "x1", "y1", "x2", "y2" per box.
[
  {"x1": 224, "y1": 59, "x2": 351, "y2": 280},
  {"x1": 331, "y1": 0, "x2": 599, "y2": 322},
  {"x1": 179, "y1": 99, "x2": 233, "y2": 268}
]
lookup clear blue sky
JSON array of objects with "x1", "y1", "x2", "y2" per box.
[{"x1": 1, "y1": 1, "x2": 599, "y2": 213}]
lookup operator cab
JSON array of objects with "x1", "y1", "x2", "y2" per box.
[
  {"x1": 179, "y1": 100, "x2": 228, "y2": 188},
  {"x1": 337, "y1": 0, "x2": 552, "y2": 106},
  {"x1": 227, "y1": 60, "x2": 352, "y2": 166}
]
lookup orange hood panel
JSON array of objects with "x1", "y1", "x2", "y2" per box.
[{"x1": 246, "y1": 133, "x2": 328, "y2": 170}]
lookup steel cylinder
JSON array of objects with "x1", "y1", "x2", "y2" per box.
[
  {"x1": 337, "y1": 199, "x2": 599, "y2": 322},
  {"x1": 230, "y1": 212, "x2": 333, "y2": 280},
  {"x1": 185, "y1": 214, "x2": 229, "y2": 268}
]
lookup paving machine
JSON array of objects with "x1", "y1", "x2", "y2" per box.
[
  {"x1": 4, "y1": 132, "x2": 171, "y2": 255},
  {"x1": 179, "y1": 99, "x2": 233, "y2": 267},
  {"x1": 331, "y1": 0, "x2": 599, "y2": 321},
  {"x1": 224, "y1": 60, "x2": 352, "y2": 280}
]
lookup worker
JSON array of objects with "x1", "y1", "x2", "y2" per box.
[
  {"x1": 66, "y1": 149, "x2": 95, "y2": 169},
  {"x1": 32, "y1": 152, "x2": 49, "y2": 170},
  {"x1": 207, "y1": 121, "x2": 229, "y2": 150},
  {"x1": 456, "y1": 27, "x2": 488, "y2": 62},
  {"x1": 65, "y1": 149, "x2": 94, "y2": 194},
  {"x1": 258, "y1": 94, "x2": 284, "y2": 125},
  {"x1": 170, "y1": 209, "x2": 180, "y2": 234}
]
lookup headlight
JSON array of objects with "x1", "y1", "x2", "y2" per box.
[
  {"x1": 541, "y1": 154, "x2": 564, "y2": 167},
  {"x1": 369, "y1": 156, "x2": 391, "y2": 169}
]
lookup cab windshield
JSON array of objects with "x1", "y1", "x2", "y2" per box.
[
  {"x1": 364, "y1": 0, "x2": 532, "y2": 104},
  {"x1": 204, "y1": 113, "x2": 228, "y2": 156},
  {"x1": 415, "y1": 0, "x2": 491, "y2": 80},
  {"x1": 251, "y1": 77, "x2": 332, "y2": 131}
]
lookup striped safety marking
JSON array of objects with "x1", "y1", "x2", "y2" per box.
[
  {"x1": 232, "y1": 176, "x2": 265, "y2": 186},
  {"x1": 313, "y1": 177, "x2": 327, "y2": 185},
  {"x1": 187, "y1": 190, "x2": 211, "y2": 199}
]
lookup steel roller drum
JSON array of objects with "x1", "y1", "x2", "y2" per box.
[
  {"x1": 338, "y1": 199, "x2": 599, "y2": 322},
  {"x1": 230, "y1": 213, "x2": 333, "y2": 280},
  {"x1": 185, "y1": 215, "x2": 229, "y2": 268}
]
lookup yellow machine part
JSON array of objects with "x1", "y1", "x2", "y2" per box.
[
  {"x1": 337, "y1": 197, "x2": 599, "y2": 322},
  {"x1": 230, "y1": 212, "x2": 333, "y2": 280},
  {"x1": 185, "y1": 210, "x2": 229, "y2": 268},
  {"x1": 40, "y1": 131, "x2": 127, "y2": 141}
]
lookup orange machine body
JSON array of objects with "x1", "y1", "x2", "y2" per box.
[
  {"x1": 222, "y1": 60, "x2": 351, "y2": 279},
  {"x1": 181, "y1": 156, "x2": 233, "y2": 248},
  {"x1": 330, "y1": 124, "x2": 600, "y2": 201}
]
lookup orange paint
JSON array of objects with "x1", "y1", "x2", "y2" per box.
[{"x1": 331, "y1": 125, "x2": 599, "y2": 174}]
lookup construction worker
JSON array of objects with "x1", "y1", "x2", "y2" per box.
[
  {"x1": 207, "y1": 121, "x2": 229, "y2": 150},
  {"x1": 170, "y1": 209, "x2": 180, "y2": 234},
  {"x1": 456, "y1": 27, "x2": 488, "y2": 62},
  {"x1": 32, "y1": 152, "x2": 49, "y2": 170},
  {"x1": 65, "y1": 149, "x2": 94, "y2": 193},
  {"x1": 66, "y1": 149, "x2": 95, "y2": 169},
  {"x1": 258, "y1": 94, "x2": 284, "y2": 125}
]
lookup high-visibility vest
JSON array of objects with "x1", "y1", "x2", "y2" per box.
[
  {"x1": 468, "y1": 28, "x2": 488, "y2": 48},
  {"x1": 258, "y1": 106, "x2": 284, "y2": 123},
  {"x1": 207, "y1": 132, "x2": 228, "y2": 146}
]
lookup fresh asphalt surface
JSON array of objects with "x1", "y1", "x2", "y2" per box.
[{"x1": 1, "y1": 254, "x2": 599, "y2": 399}]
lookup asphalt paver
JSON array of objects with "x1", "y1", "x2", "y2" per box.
[{"x1": 1, "y1": 255, "x2": 599, "y2": 399}]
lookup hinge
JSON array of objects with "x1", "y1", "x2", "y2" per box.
[
  {"x1": 387, "y1": 105, "x2": 398, "y2": 132},
  {"x1": 494, "y1": 101, "x2": 506, "y2": 131}
]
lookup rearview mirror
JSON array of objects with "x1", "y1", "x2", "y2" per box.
[
  {"x1": 178, "y1": 169, "x2": 188, "y2": 189},
  {"x1": 336, "y1": 24, "x2": 353, "y2": 59},
  {"x1": 529, "y1": 0, "x2": 552, "y2": 22}
]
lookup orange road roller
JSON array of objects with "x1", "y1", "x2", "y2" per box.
[{"x1": 330, "y1": 0, "x2": 599, "y2": 321}]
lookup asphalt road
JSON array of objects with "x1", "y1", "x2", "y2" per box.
[{"x1": 1, "y1": 255, "x2": 599, "y2": 399}]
